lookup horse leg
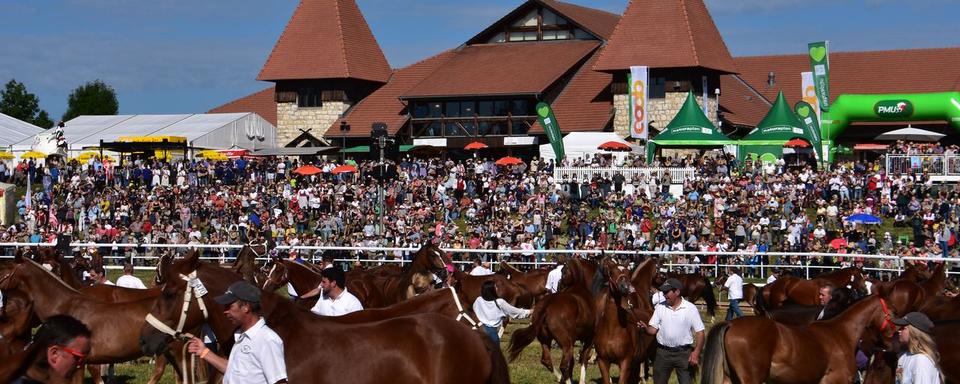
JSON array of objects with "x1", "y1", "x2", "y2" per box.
[
  {"x1": 87, "y1": 364, "x2": 103, "y2": 384},
  {"x1": 147, "y1": 354, "x2": 168, "y2": 384},
  {"x1": 560, "y1": 344, "x2": 575, "y2": 384},
  {"x1": 577, "y1": 344, "x2": 593, "y2": 384},
  {"x1": 617, "y1": 357, "x2": 632, "y2": 384},
  {"x1": 597, "y1": 358, "x2": 612, "y2": 384}
]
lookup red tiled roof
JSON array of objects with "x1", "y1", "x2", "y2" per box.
[
  {"x1": 539, "y1": 0, "x2": 621, "y2": 40},
  {"x1": 722, "y1": 47, "x2": 960, "y2": 126},
  {"x1": 531, "y1": 51, "x2": 613, "y2": 133},
  {"x1": 333, "y1": 51, "x2": 458, "y2": 138},
  {"x1": 402, "y1": 40, "x2": 600, "y2": 99},
  {"x1": 257, "y1": 0, "x2": 391, "y2": 83},
  {"x1": 208, "y1": 86, "x2": 277, "y2": 126},
  {"x1": 593, "y1": 0, "x2": 736, "y2": 73},
  {"x1": 718, "y1": 75, "x2": 771, "y2": 128}
]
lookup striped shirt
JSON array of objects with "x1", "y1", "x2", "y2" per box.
[{"x1": 648, "y1": 298, "x2": 705, "y2": 348}]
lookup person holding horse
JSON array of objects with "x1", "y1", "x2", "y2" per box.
[
  {"x1": 721, "y1": 266, "x2": 744, "y2": 320},
  {"x1": 306, "y1": 267, "x2": 363, "y2": 316},
  {"x1": 115, "y1": 262, "x2": 146, "y2": 289},
  {"x1": 544, "y1": 254, "x2": 566, "y2": 293},
  {"x1": 187, "y1": 280, "x2": 288, "y2": 384},
  {"x1": 12, "y1": 315, "x2": 91, "y2": 384},
  {"x1": 892, "y1": 312, "x2": 942, "y2": 383},
  {"x1": 473, "y1": 280, "x2": 530, "y2": 345},
  {"x1": 87, "y1": 266, "x2": 114, "y2": 286},
  {"x1": 637, "y1": 278, "x2": 705, "y2": 384}
]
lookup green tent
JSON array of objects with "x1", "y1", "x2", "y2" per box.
[
  {"x1": 342, "y1": 145, "x2": 370, "y2": 153},
  {"x1": 647, "y1": 91, "x2": 735, "y2": 163},
  {"x1": 738, "y1": 91, "x2": 818, "y2": 162}
]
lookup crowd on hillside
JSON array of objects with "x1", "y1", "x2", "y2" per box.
[{"x1": 3, "y1": 141, "x2": 959, "y2": 275}]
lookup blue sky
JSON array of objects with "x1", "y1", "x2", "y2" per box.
[{"x1": 0, "y1": 0, "x2": 956, "y2": 121}]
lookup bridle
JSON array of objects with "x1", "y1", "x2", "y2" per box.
[
  {"x1": 878, "y1": 297, "x2": 895, "y2": 333},
  {"x1": 143, "y1": 270, "x2": 211, "y2": 384}
]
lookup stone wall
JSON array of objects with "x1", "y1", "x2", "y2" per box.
[
  {"x1": 276, "y1": 101, "x2": 351, "y2": 146},
  {"x1": 613, "y1": 92, "x2": 719, "y2": 138}
]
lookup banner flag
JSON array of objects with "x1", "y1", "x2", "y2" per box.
[
  {"x1": 808, "y1": 41, "x2": 831, "y2": 112},
  {"x1": 535, "y1": 102, "x2": 565, "y2": 161},
  {"x1": 629, "y1": 66, "x2": 649, "y2": 140},
  {"x1": 702, "y1": 75, "x2": 709, "y2": 115},
  {"x1": 801, "y1": 72, "x2": 821, "y2": 123},
  {"x1": 794, "y1": 100, "x2": 822, "y2": 160}
]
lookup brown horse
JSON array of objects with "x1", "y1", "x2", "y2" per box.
[
  {"x1": 715, "y1": 273, "x2": 761, "y2": 313},
  {"x1": 453, "y1": 269, "x2": 531, "y2": 307},
  {"x1": 864, "y1": 320, "x2": 960, "y2": 384},
  {"x1": 593, "y1": 257, "x2": 656, "y2": 384},
  {"x1": 359, "y1": 243, "x2": 451, "y2": 307},
  {"x1": 498, "y1": 261, "x2": 550, "y2": 299},
  {"x1": 759, "y1": 267, "x2": 868, "y2": 311},
  {"x1": 653, "y1": 271, "x2": 718, "y2": 318},
  {"x1": 139, "y1": 252, "x2": 510, "y2": 384},
  {"x1": 508, "y1": 257, "x2": 598, "y2": 384},
  {"x1": 701, "y1": 294, "x2": 900, "y2": 384}
]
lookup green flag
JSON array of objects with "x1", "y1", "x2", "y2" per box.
[
  {"x1": 536, "y1": 102, "x2": 565, "y2": 161},
  {"x1": 808, "y1": 41, "x2": 831, "y2": 112},
  {"x1": 794, "y1": 100, "x2": 822, "y2": 160}
]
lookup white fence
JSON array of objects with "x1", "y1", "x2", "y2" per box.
[
  {"x1": 553, "y1": 167, "x2": 696, "y2": 185},
  {"x1": 885, "y1": 154, "x2": 960, "y2": 177},
  {"x1": 3, "y1": 242, "x2": 959, "y2": 279}
]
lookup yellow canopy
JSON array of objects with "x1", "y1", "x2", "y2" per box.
[
  {"x1": 73, "y1": 151, "x2": 101, "y2": 162},
  {"x1": 0, "y1": 152, "x2": 14, "y2": 160},
  {"x1": 117, "y1": 135, "x2": 187, "y2": 144},
  {"x1": 197, "y1": 150, "x2": 227, "y2": 161},
  {"x1": 21, "y1": 151, "x2": 46, "y2": 159}
]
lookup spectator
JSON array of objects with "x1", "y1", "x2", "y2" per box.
[
  {"x1": 12, "y1": 315, "x2": 91, "y2": 384},
  {"x1": 115, "y1": 262, "x2": 147, "y2": 289}
]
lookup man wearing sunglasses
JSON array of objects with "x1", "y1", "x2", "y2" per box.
[{"x1": 13, "y1": 314, "x2": 91, "y2": 384}]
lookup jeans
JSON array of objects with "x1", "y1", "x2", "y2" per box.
[
  {"x1": 726, "y1": 299, "x2": 744, "y2": 320},
  {"x1": 482, "y1": 325, "x2": 500, "y2": 346}
]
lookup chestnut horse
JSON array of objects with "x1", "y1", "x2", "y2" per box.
[
  {"x1": 453, "y1": 269, "x2": 532, "y2": 307},
  {"x1": 593, "y1": 257, "x2": 656, "y2": 384},
  {"x1": 508, "y1": 257, "x2": 599, "y2": 384},
  {"x1": 701, "y1": 294, "x2": 900, "y2": 384},
  {"x1": 498, "y1": 261, "x2": 550, "y2": 299},
  {"x1": 653, "y1": 271, "x2": 718, "y2": 318},
  {"x1": 863, "y1": 320, "x2": 960, "y2": 384},
  {"x1": 759, "y1": 267, "x2": 868, "y2": 311},
  {"x1": 360, "y1": 243, "x2": 452, "y2": 307},
  {"x1": 139, "y1": 253, "x2": 510, "y2": 384}
]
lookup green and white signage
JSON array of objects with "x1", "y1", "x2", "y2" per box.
[
  {"x1": 808, "y1": 41, "x2": 831, "y2": 112},
  {"x1": 874, "y1": 100, "x2": 914, "y2": 118},
  {"x1": 536, "y1": 102, "x2": 565, "y2": 161}
]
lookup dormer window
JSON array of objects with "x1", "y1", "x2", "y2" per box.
[{"x1": 485, "y1": 5, "x2": 592, "y2": 44}]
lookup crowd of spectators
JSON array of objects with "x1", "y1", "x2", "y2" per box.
[{"x1": 4, "y1": 141, "x2": 959, "y2": 277}]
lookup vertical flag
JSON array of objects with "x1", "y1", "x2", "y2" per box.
[
  {"x1": 794, "y1": 100, "x2": 822, "y2": 161},
  {"x1": 801, "y1": 71, "x2": 827, "y2": 161},
  {"x1": 629, "y1": 66, "x2": 649, "y2": 140},
  {"x1": 536, "y1": 102, "x2": 565, "y2": 161},
  {"x1": 702, "y1": 75, "x2": 709, "y2": 115},
  {"x1": 808, "y1": 41, "x2": 831, "y2": 112}
]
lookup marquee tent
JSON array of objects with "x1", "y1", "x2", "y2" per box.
[
  {"x1": 12, "y1": 113, "x2": 276, "y2": 155},
  {"x1": 646, "y1": 91, "x2": 736, "y2": 163},
  {"x1": 539, "y1": 132, "x2": 639, "y2": 164},
  {"x1": 737, "y1": 91, "x2": 815, "y2": 161},
  {"x1": 0, "y1": 112, "x2": 44, "y2": 147}
]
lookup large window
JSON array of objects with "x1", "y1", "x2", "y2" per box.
[
  {"x1": 410, "y1": 98, "x2": 537, "y2": 138},
  {"x1": 297, "y1": 88, "x2": 321, "y2": 108}
]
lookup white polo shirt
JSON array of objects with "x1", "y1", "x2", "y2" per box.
[
  {"x1": 469, "y1": 266, "x2": 494, "y2": 276},
  {"x1": 724, "y1": 273, "x2": 744, "y2": 300},
  {"x1": 224, "y1": 318, "x2": 287, "y2": 384},
  {"x1": 545, "y1": 265, "x2": 563, "y2": 293},
  {"x1": 896, "y1": 352, "x2": 940, "y2": 384},
  {"x1": 310, "y1": 289, "x2": 364, "y2": 316},
  {"x1": 116, "y1": 274, "x2": 147, "y2": 289},
  {"x1": 648, "y1": 298, "x2": 705, "y2": 348}
]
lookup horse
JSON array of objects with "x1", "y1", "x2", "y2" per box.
[
  {"x1": 593, "y1": 257, "x2": 656, "y2": 384},
  {"x1": 863, "y1": 320, "x2": 960, "y2": 383},
  {"x1": 701, "y1": 294, "x2": 900, "y2": 384},
  {"x1": 453, "y1": 269, "x2": 532, "y2": 307},
  {"x1": 139, "y1": 252, "x2": 510, "y2": 384},
  {"x1": 759, "y1": 267, "x2": 868, "y2": 311},
  {"x1": 653, "y1": 271, "x2": 718, "y2": 319},
  {"x1": 508, "y1": 257, "x2": 598, "y2": 384},
  {"x1": 498, "y1": 261, "x2": 550, "y2": 299},
  {"x1": 359, "y1": 243, "x2": 452, "y2": 307},
  {"x1": 715, "y1": 273, "x2": 762, "y2": 314}
]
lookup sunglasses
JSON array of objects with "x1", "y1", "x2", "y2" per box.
[{"x1": 58, "y1": 345, "x2": 87, "y2": 367}]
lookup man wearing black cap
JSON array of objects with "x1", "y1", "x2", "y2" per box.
[
  {"x1": 892, "y1": 311, "x2": 942, "y2": 383},
  {"x1": 637, "y1": 277, "x2": 705, "y2": 384},
  {"x1": 308, "y1": 267, "x2": 363, "y2": 316},
  {"x1": 186, "y1": 281, "x2": 287, "y2": 384}
]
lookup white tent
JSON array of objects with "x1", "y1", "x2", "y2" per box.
[
  {"x1": 12, "y1": 113, "x2": 276, "y2": 155},
  {"x1": 539, "y1": 132, "x2": 640, "y2": 164},
  {"x1": 0, "y1": 112, "x2": 44, "y2": 147}
]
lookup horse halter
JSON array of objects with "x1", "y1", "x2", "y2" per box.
[
  {"x1": 878, "y1": 297, "x2": 895, "y2": 332},
  {"x1": 144, "y1": 271, "x2": 210, "y2": 341}
]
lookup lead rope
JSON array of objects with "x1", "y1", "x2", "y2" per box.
[
  {"x1": 448, "y1": 286, "x2": 479, "y2": 330},
  {"x1": 143, "y1": 271, "x2": 210, "y2": 384}
]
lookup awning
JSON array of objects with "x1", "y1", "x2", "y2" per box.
[
  {"x1": 252, "y1": 147, "x2": 339, "y2": 156},
  {"x1": 342, "y1": 145, "x2": 370, "y2": 153},
  {"x1": 854, "y1": 143, "x2": 890, "y2": 150},
  {"x1": 399, "y1": 144, "x2": 415, "y2": 152}
]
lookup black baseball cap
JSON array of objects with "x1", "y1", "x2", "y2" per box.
[
  {"x1": 892, "y1": 312, "x2": 934, "y2": 334},
  {"x1": 659, "y1": 278, "x2": 682, "y2": 292},
  {"x1": 214, "y1": 281, "x2": 261, "y2": 305}
]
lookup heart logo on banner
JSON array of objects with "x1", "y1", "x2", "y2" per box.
[
  {"x1": 809, "y1": 46, "x2": 827, "y2": 62},
  {"x1": 797, "y1": 106, "x2": 811, "y2": 117}
]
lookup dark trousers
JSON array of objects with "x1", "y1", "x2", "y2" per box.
[
  {"x1": 726, "y1": 299, "x2": 745, "y2": 320},
  {"x1": 653, "y1": 347, "x2": 694, "y2": 384},
  {"x1": 482, "y1": 325, "x2": 500, "y2": 346}
]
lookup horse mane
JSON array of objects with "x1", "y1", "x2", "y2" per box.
[{"x1": 15, "y1": 257, "x2": 86, "y2": 296}]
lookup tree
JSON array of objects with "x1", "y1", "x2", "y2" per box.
[
  {"x1": 62, "y1": 79, "x2": 119, "y2": 122},
  {"x1": 0, "y1": 79, "x2": 54, "y2": 128}
]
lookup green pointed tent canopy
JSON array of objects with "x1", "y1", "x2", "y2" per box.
[
  {"x1": 647, "y1": 91, "x2": 734, "y2": 163},
  {"x1": 739, "y1": 91, "x2": 821, "y2": 162}
]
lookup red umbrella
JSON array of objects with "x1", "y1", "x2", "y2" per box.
[
  {"x1": 464, "y1": 141, "x2": 488, "y2": 150},
  {"x1": 598, "y1": 141, "x2": 631, "y2": 151},
  {"x1": 331, "y1": 164, "x2": 358, "y2": 174},
  {"x1": 293, "y1": 165, "x2": 322, "y2": 176},
  {"x1": 495, "y1": 156, "x2": 523, "y2": 166},
  {"x1": 829, "y1": 238, "x2": 847, "y2": 250},
  {"x1": 784, "y1": 138, "x2": 811, "y2": 148}
]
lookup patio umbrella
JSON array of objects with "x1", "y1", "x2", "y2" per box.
[
  {"x1": 829, "y1": 238, "x2": 848, "y2": 250},
  {"x1": 293, "y1": 165, "x2": 322, "y2": 176},
  {"x1": 784, "y1": 138, "x2": 810, "y2": 148},
  {"x1": 598, "y1": 141, "x2": 631, "y2": 151},
  {"x1": 332, "y1": 164, "x2": 358, "y2": 174},
  {"x1": 875, "y1": 126, "x2": 945, "y2": 142},
  {"x1": 21, "y1": 151, "x2": 46, "y2": 160},
  {"x1": 464, "y1": 141, "x2": 488, "y2": 150},
  {"x1": 495, "y1": 156, "x2": 523, "y2": 166},
  {"x1": 845, "y1": 213, "x2": 881, "y2": 224},
  {"x1": 0, "y1": 152, "x2": 15, "y2": 160}
]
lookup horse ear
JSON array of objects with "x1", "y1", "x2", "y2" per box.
[{"x1": 13, "y1": 248, "x2": 23, "y2": 263}]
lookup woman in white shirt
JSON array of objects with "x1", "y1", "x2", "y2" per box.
[
  {"x1": 892, "y1": 312, "x2": 942, "y2": 384},
  {"x1": 472, "y1": 280, "x2": 531, "y2": 345}
]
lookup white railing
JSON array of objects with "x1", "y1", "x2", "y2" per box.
[
  {"x1": 885, "y1": 154, "x2": 960, "y2": 176},
  {"x1": 553, "y1": 167, "x2": 696, "y2": 185}
]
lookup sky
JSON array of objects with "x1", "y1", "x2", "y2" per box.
[{"x1": 0, "y1": 0, "x2": 957, "y2": 122}]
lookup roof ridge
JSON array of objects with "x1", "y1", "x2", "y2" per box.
[
  {"x1": 257, "y1": 1, "x2": 304, "y2": 80},
  {"x1": 731, "y1": 74, "x2": 772, "y2": 107},
  {"x1": 592, "y1": 0, "x2": 632, "y2": 68},
  {"x1": 334, "y1": 0, "x2": 351, "y2": 79},
  {"x1": 679, "y1": 0, "x2": 699, "y2": 67},
  {"x1": 547, "y1": 0, "x2": 621, "y2": 19}
]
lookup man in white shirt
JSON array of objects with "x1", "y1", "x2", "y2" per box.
[
  {"x1": 766, "y1": 268, "x2": 780, "y2": 284},
  {"x1": 116, "y1": 262, "x2": 147, "y2": 289},
  {"x1": 88, "y1": 266, "x2": 114, "y2": 286},
  {"x1": 722, "y1": 267, "x2": 744, "y2": 321},
  {"x1": 469, "y1": 257, "x2": 494, "y2": 276},
  {"x1": 638, "y1": 278, "x2": 705, "y2": 384},
  {"x1": 544, "y1": 255, "x2": 567, "y2": 294},
  {"x1": 187, "y1": 281, "x2": 288, "y2": 384},
  {"x1": 308, "y1": 268, "x2": 363, "y2": 316}
]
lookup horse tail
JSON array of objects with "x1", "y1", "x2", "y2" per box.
[
  {"x1": 754, "y1": 284, "x2": 768, "y2": 315},
  {"x1": 508, "y1": 300, "x2": 548, "y2": 362},
  {"x1": 702, "y1": 276, "x2": 717, "y2": 317},
  {"x1": 701, "y1": 321, "x2": 730, "y2": 384},
  {"x1": 482, "y1": 331, "x2": 511, "y2": 384}
]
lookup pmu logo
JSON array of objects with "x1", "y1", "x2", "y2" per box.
[{"x1": 874, "y1": 100, "x2": 913, "y2": 118}]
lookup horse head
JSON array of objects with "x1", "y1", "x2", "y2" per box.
[
  {"x1": 261, "y1": 258, "x2": 288, "y2": 292},
  {"x1": 140, "y1": 250, "x2": 215, "y2": 356},
  {"x1": 412, "y1": 243, "x2": 450, "y2": 282}
]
